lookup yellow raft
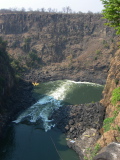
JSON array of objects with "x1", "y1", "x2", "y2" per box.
[{"x1": 32, "y1": 82, "x2": 39, "y2": 86}]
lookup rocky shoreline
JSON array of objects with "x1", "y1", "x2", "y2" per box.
[
  {"x1": 51, "y1": 102, "x2": 105, "y2": 159},
  {"x1": 51, "y1": 100, "x2": 120, "y2": 160},
  {"x1": 22, "y1": 66, "x2": 107, "y2": 85},
  {"x1": 51, "y1": 103, "x2": 105, "y2": 138}
]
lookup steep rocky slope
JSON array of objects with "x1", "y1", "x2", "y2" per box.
[
  {"x1": 0, "y1": 12, "x2": 118, "y2": 84},
  {"x1": 0, "y1": 38, "x2": 15, "y2": 136},
  {"x1": 50, "y1": 47, "x2": 120, "y2": 160},
  {"x1": 97, "y1": 49, "x2": 120, "y2": 147},
  {"x1": 0, "y1": 38, "x2": 35, "y2": 138},
  {"x1": 0, "y1": 38, "x2": 14, "y2": 108}
]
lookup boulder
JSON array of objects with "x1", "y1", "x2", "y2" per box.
[{"x1": 94, "y1": 142, "x2": 120, "y2": 160}]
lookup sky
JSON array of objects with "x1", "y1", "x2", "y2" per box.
[{"x1": 0, "y1": 0, "x2": 104, "y2": 13}]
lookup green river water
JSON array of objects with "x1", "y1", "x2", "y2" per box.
[{"x1": 0, "y1": 80, "x2": 103, "y2": 160}]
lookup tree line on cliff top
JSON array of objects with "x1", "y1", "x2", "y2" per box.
[{"x1": 0, "y1": 6, "x2": 100, "y2": 15}]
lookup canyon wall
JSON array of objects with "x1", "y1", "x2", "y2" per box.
[
  {"x1": 0, "y1": 12, "x2": 120, "y2": 159},
  {"x1": 0, "y1": 38, "x2": 15, "y2": 136},
  {"x1": 97, "y1": 49, "x2": 120, "y2": 147},
  {"x1": 0, "y1": 38, "x2": 14, "y2": 108},
  {"x1": 0, "y1": 12, "x2": 118, "y2": 84}
]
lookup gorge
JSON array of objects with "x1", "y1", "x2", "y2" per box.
[{"x1": 0, "y1": 11, "x2": 120, "y2": 160}]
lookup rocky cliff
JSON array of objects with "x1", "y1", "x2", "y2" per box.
[
  {"x1": 0, "y1": 38, "x2": 14, "y2": 107},
  {"x1": 50, "y1": 48, "x2": 120, "y2": 160},
  {"x1": 90, "y1": 48, "x2": 120, "y2": 160},
  {"x1": 97, "y1": 49, "x2": 120, "y2": 147},
  {"x1": 0, "y1": 38, "x2": 35, "y2": 139},
  {"x1": 0, "y1": 38, "x2": 15, "y2": 136},
  {"x1": 0, "y1": 12, "x2": 118, "y2": 84}
]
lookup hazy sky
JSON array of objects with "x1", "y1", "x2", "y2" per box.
[{"x1": 0, "y1": 0, "x2": 104, "y2": 13}]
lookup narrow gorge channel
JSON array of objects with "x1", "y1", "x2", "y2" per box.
[{"x1": 0, "y1": 80, "x2": 103, "y2": 160}]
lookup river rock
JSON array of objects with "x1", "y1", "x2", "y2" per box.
[
  {"x1": 51, "y1": 102, "x2": 105, "y2": 139},
  {"x1": 94, "y1": 142, "x2": 120, "y2": 160},
  {"x1": 67, "y1": 128, "x2": 100, "y2": 160}
]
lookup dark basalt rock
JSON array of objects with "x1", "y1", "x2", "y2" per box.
[
  {"x1": 51, "y1": 102, "x2": 105, "y2": 159},
  {"x1": 51, "y1": 102, "x2": 105, "y2": 139}
]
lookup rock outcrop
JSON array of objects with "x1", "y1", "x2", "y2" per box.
[
  {"x1": 100, "y1": 49, "x2": 120, "y2": 117},
  {"x1": 97, "y1": 49, "x2": 120, "y2": 148},
  {"x1": 94, "y1": 142, "x2": 120, "y2": 160}
]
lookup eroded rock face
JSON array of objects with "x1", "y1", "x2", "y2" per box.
[
  {"x1": 100, "y1": 49, "x2": 120, "y2": 117},
  {"x1": 94, "y1": 142, "x2": 120, "y2": 160},
  {"x1": 67, "y1": 128, "x2": 100, "y2": 160},
  {"x1": 95, "y1": 49, "x2": 120, "y2": 159},
  {"x1": 97, "y1": 49, "x2": 120, "y2": 148},
  {"x1": 0, "y1": 12, "x2": 117, "y2": 84}
]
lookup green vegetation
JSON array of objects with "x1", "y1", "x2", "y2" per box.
[
  {"x1": 113, "y1": 105, "x2": 120, "y2": 117},
  {"x1": 10, "y1": 59, "x2": 21, "y2": 71},
  {"x1": 95, "y1": 50, "x2": 101, "y2": 55},
  {"x1": 112, "y1": 125, "x2": 120, "y2": 131},
  {"x1": 23, "y1": 37, "x2": 31, "y2": 52},
  {"x1": 26, "y1": 50, "x2": 41, "y2": 68},
  {"x1": 102, "y1": 40, "x2": 110, "y2": 48},
  {"x1": 103, "y1": 117, "x2": 115, "y2": 132},
  {"x1": 103, "y1": 105, "x2": 120, "y2": 132},
  {"x1": 94, "y1": 50, "x2": 102, "y2": 60},
  {"x1": 111, "y1": 87, "x2": 120, "y2": 105},
  {"x1": 101, "y1": 0, "x2": 120, "y2": 34},
  {"x1": 84, "y1": 144, "x2": 101, "y2": 160},
  {"x1": 29, "y1": 51, "x2": 41, "y2": 62}
]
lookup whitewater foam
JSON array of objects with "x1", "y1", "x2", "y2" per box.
[
  {"x1": 13, "y1": 80, "x2": 71, "y2": 131},
  {"x1": 13, "y1": 80, "x2": 103, "y2": 132},
  {"x1": 67, "y1": 80, "x2": 102, "y2": 87}
]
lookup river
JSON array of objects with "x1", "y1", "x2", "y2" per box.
[{"x1": 0, "y1": 80, "x2": 103, "y2": 160}]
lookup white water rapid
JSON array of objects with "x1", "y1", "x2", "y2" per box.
[{"x1": 13, "y1": 80, "x2": 103, "y2": 132}]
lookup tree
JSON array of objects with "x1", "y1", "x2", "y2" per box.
[
  {"x1": 62, "y1": 6, "x2": 72, "y2": 13},
  {"x1": 101, "y1": 0, "x2": 120, "y2": 34},
  {"x1": 66, "y1": 6, "x2": 72, "y2": 13},
  {"x1": 41, "y1": 8, "x2": 45, "y2": 12}
]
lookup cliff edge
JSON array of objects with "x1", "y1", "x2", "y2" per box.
[{"x1": 97, "y1": 49, "x2": 120, "y2": 147}]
